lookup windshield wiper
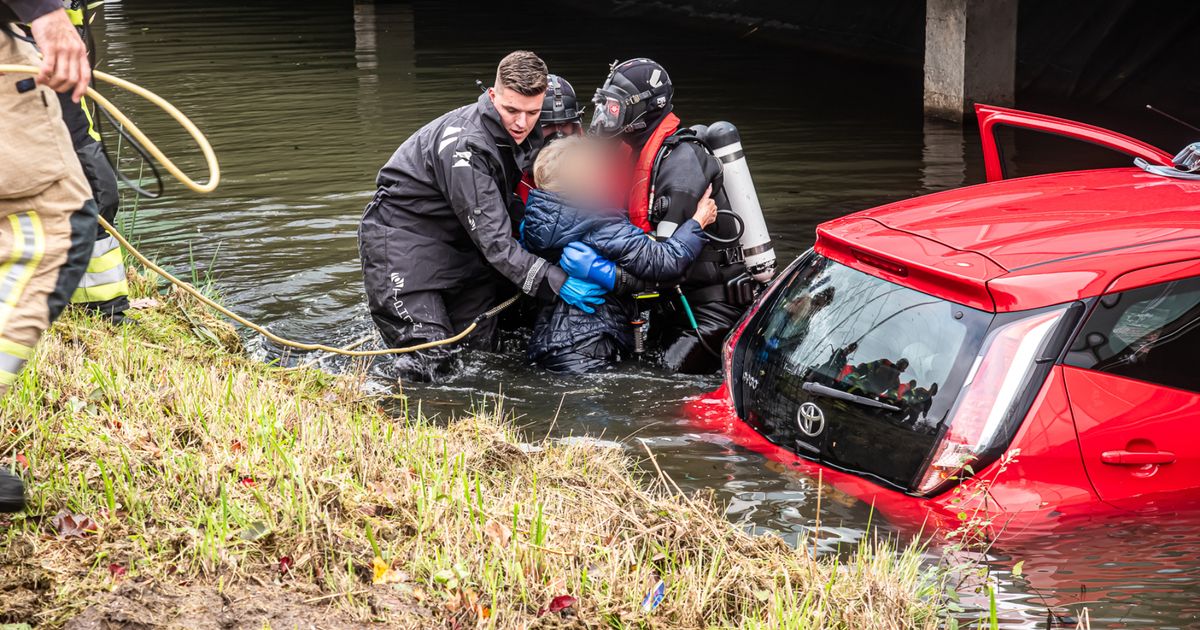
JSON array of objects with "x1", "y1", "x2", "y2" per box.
[{"x1": 802, "y1": 382, "x2": 901, "y2": 412}]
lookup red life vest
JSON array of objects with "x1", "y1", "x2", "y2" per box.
[
  {"x1": 626, "y1": 113, "x2": 681, "y2": 233},
  {"x1": 518, "y1": 172, "x2": 534, "y2": 204}
]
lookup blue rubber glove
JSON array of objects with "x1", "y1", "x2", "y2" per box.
[
  {"x1": 561, "y1": 241, "x2": 616, "y2": 291},
  {"x1": 559, "y1": 277, "x2": 606, "y2": 314}
]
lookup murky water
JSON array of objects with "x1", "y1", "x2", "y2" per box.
[{"x1": 91, "y1": 1, "x2": 1198, "y2": 627}]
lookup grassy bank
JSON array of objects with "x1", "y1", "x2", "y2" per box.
[{"x1": 0, "y1": 267, "x2": 949, "y2": 629}]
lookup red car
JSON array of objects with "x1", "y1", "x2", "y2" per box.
[{"x1": 700, "y1": 105, "x2": 1200, "y2": 534}]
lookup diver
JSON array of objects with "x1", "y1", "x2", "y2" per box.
[
  {"x1": 358, "y1": 51, "x2": 606, "y2": 381},
  {"x1": 587, "y1": 58, "x2": 774, "y2": 374},
  {"x1": 540, "y1": 73, "x2": 584, "y2": 141},
  {"x1": 522, "y1": 136, "x2": 717, "y2": 373},
  {"x1": 518, "y1": 73, "x2": 584, "y2": 204}
]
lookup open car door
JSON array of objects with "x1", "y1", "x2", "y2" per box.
[{"x1": 974, "y1": 104, "x2": 1175, "y2": 182}]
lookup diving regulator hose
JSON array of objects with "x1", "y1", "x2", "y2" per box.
[{"x1": 0, "y1": 64, "x2": 516, "y2": 359}]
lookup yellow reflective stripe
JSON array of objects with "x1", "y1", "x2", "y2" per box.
[
  {"x1": 10, "y1": 213, "x2": 44, "y2": 309},
  {"x1": 0, "y1": 212, "x2": 45, "y2": 336},
  {"x1": 77, "y1": 263, "x2": 125, "y2": 289},
  {"x1": 0, "y1": 339, "x2": 32, "y2": 360},
  {"x1": 0, "y1": 339, "x2": 31, "y2": 383},
  {"x1": 87, "y1": 244, "x2": 124, "y2": 274},
  {"x1": 0, "y1": 214, "x2": 25, "y2": 302},
  {"x1": 66, "y1": 7, "x2": 83, "y2": 26},
  {"x1": 81, "y1": 96, "x2": 101, "y2": 142},
  {"x1": 71, "y1": 279, "x2": 129, "y2": 304}
]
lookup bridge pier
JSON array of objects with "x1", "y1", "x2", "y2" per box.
[{"x1": 923, "y1": 0, "x2": 1017, "y2": 122}]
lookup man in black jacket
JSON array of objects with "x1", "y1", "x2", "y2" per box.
[{"x1": 359, "y1": 51, "x2": 605, "y2": 380}]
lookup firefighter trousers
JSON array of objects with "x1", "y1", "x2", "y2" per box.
[{"x1": 0, "y1": 30, "x2": 98, "y2": 394}]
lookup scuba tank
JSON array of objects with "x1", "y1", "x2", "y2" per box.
[{"x1": 695, "y1": 122, "x2": 777, "y2": 283}]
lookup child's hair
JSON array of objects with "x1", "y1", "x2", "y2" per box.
[{"x1": 533, "y1": 135, "x2": 588, "y2": 192}]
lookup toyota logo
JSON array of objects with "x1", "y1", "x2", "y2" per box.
[{"x1": 796, "y1": 402, "x2": 825, "y2": 437}]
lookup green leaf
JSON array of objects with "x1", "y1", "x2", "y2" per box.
[
  {"x1": 238, "y1": 521, "x2": 271, "y2": 541},
  {"x1": 432, "y1": 568, "x2": 458, "y2": 590},
  {"x1": 1011, "y1": 560, "x2": 1024, "y2": 578}
]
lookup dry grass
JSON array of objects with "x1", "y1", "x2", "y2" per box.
[{"x1": 0, "y1": 268, "x2": 950, "y2": 629}]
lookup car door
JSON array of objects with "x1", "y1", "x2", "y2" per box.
[
  {"x1": 1062, "y1": 263, "x2": 1200, "y2": 507},
  {"x1": 973, "y1": 104, "x2": 1174, "y2": 182}
]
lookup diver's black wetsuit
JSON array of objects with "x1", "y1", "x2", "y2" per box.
[{"x1": 634, "y1": 123, "x2": 748, "y2": 375}]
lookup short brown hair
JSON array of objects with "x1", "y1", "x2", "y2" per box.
[{"x1": 494, "y1": 51, "x2": 548, "y2": 96}]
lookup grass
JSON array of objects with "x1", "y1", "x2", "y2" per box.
[{"x1": 0, "y1": 265, "x2": 952, "y2": 628}]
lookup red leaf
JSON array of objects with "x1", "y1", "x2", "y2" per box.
[
  {"x1": 230, "y1": 440, "x2": 245, "y2": 453},
  {"x1": 108, "y1": 563, "x2": 126, "y2": 579},
  {"x1": 279, "y1": 555, "x2": 293, "y2": 575},
  {"x1": 14, "y1": 453, "x2": 28, "y2": 471},
  {"x1": 238, "y1": 476, "x2": 255, "y2": 487},
  {"x1": 51, "y1": 511, "x2": 99, "y2": 538},
  {"x1": 548, "y1": 594, "x2": 577, "y2": 613}
]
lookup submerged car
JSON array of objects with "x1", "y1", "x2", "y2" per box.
[{"x1": 711, "y1": 105, "x2": 1200, "y2": 529}]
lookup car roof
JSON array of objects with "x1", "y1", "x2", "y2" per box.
[{"x1": 817, "y1": 167, "x2": 1200, "y2": 312}]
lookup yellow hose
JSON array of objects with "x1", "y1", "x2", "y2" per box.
[
  {"x1": 1, "y1": 65, "x2": 510, "y2": 358},
  {"x1": 0, "y1": 65, "x2": 219, "y2": 193},
  {"x1": 100, "y1": 212, "x2": 488, "y2": 357}
]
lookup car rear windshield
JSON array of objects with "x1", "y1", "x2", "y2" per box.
[{"x1": 736, "y1": 254, "x2": 992, "y2": 489}]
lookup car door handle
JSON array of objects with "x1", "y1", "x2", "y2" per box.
[{"x1": 1100, "y1": 450, "x2": 1176, "y2": 466}]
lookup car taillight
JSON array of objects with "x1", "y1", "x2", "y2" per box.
[
  {"x1": 721, "y1": 262, "x2": 797, "y2": 405},
  {"x1": 722, "y1": 307, "x2": 755, "y2": 391},
  {"x1": 915, "y1": 306, "x2": 1068, "y2": 495}
]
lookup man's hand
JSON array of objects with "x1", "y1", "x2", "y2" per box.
[
  {"x1": 29, "y1": 9, "x2": 90, "y2": 102},
  {"x1": 561, "y1": 242, "x2": 616, "y2": 291},
  {"x1": 559, "y1": 277, "x2": 606, "y2": 314},
  {"x1": 692, "y1": 185, "x2": 717, "y2": 229}
]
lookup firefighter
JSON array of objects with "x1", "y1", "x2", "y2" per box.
[
  {"x1": 0, "y1": 0, "x2": 98, "y2": 511},
  {"x1": 57, "y1": 1, "x2": 128, "y2": 321}
]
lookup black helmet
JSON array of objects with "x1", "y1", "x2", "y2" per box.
[
  {"x1": 589, "y1": 58, "x2": 673, "y2": 137},
  {"x1": 541, "y1": 74, "x2": 582, "y2": 124}
]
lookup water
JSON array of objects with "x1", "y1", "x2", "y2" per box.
[{"x1": 90, "y1": 1, "x2": 1199, "y2": 627}]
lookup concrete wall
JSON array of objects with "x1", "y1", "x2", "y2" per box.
[
  {"x1": 569, "y1": 0, "x2": 1200, "y2": 120},
  {"x1": 924, "y1": 0, "x2": 1017, "y2": 121}
]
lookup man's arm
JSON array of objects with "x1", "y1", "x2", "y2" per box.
[
  {"x1": 586, "y1": 220, "x2": 705, "y2": 283},
  {"x1": 5, "y1": 4, "x2": 92, "y2": 101},
  {"x1": 2, "y1": 0, "x2": 58, "y2": 22},
  {"x1": 652, "y1": 144, "x2": 723, "y2": 238},
  {"x1": 444, "y1": 137, "x2": 566, "y2": 297}
]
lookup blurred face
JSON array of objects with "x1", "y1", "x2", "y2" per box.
[
  {"x1": 561, "y1": 141, "x2": 622, "y2": 208},
  {"x1": 489, "y1": 85, "x2": 543, "y2": 144}
]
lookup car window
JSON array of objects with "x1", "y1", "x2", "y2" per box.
[
  {"x1": 735, "y1": 255, "x2": 992, "y2": 489},
  {"x1": 1065, "y1": 276, "x2": 1200, "y2": 393},
  {"x1": 758, "y1": 260, "x2": 972, "y2": 406}
]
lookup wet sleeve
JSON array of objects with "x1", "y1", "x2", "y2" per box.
[
  {"x1": 653, "y1": 144, "x2": 723, "y2": 236},
  {"x1": 586, "y1": 219, "x2": 705, "y2": 284},
  {"x1": 442, "y1": 137, "x2": 566, "y2": 296},
  {"x1": 4, "y1": 0, "x2": 60, "y2": 22}
]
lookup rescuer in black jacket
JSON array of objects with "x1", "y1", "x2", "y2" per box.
[
  {"x1": 589, "y1": 58, "x2": 749, "y2": 374},
  {"x1": 359, "y1": 51, "x2": 605, "y2": 381}
]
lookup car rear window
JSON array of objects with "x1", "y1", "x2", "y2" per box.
[{"x1": 735, "y1": 254, "x2": 992, "y2": 489}]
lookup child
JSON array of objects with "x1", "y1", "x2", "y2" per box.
[{"x1": 522, "y1": 136, "x2": 718, "y2": 373}]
